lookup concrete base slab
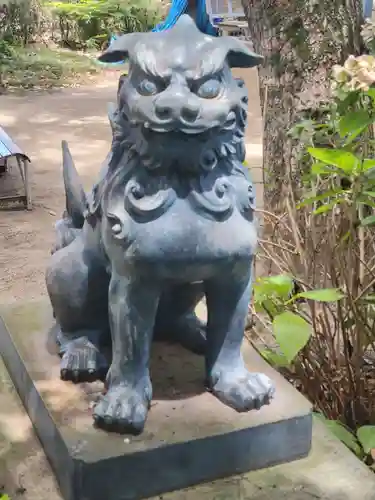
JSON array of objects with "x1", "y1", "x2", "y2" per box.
[
  {"x1": 2, "y1": 358, "x2": 374, "y2": 500},
  {"x1": 0, "y1": 299, "x2": 312, "y2": 500}
]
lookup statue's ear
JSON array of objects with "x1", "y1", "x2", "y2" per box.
[
  {"x1": 98, "y1": 33, "x2": 139, "y2": 63},
  {"x1": 219, "y1": 37, "x2": 263, "y2": 69}
]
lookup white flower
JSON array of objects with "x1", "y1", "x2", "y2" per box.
[
  {"x1": 332, "y1": 65, "x2": 349, "y2": 83},
  {"x1": 344, "y1": 55, "x2": 358, "y2": 71}
]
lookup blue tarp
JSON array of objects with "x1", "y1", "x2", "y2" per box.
[{"x1": 0, "y1": 126, "x2": 29, "y2": 161}]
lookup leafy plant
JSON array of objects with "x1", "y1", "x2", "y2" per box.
[
  {"x1": 253, "y1": 274, "x2": 375, "y2": 463},
  {"x1": 252, "y1": 54, "x2": 375, "y2": 435},
  {"x1": 254, "y1": 274, "x2": 343, "y2": 369},
  {"x1": 315, "y1": 413, "x2": 375, "y2": 469}
]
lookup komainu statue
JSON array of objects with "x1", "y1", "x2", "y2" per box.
[{"x1": 46, "y1": 15, "x2": 275, "y2": 435}]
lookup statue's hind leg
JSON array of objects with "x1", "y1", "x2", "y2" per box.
[
  {"x1": 55, "y1": 325, "x2": 109, "y2": 383},
  {"x1": 154, "y1": 282, "x2": 206, "y2": 355},
  {"x1": 46, "y1": 241, "x2": 110, "y2": 383}
]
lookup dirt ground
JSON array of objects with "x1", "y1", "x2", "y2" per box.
[
  {"x1": 0, "y1": 71, "x2": 122, "y2": 304},
  {"x1": 0, "y1": 68, "x2": 263, "y2": 306}
]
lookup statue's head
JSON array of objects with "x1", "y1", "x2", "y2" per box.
[{"x1": 99, "y1": 15, "x2": 263, "y2": 171}]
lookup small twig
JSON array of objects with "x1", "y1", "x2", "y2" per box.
[{"x1": 258, "y1": 238, "x2": 299, "y2": 255}]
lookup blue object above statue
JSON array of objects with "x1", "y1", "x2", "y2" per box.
[
  {"x1": 152, "y1": 0, "x2": 218, "y2": 35},
  {"x1": 99, "y1": 0, "x2": 218, "y2": 66}
]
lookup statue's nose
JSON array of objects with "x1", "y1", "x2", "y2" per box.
[
  {"x1": 154, "y1": 100, "x2": 173, "y2": 120},
  {"x1": 154, "y1": 93, "x2": 200, "y2": 122},
  {"x1": 180, "y1": 99, "x2": 200, "y2": 122}
]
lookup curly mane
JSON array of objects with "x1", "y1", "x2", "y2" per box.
[{"x1": 88, "y1": 72, "x2": 249, "y2": 226}]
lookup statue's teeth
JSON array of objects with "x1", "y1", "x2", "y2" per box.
[{"x1": 220, "y1": 144, "x2": 228, "y2": 156}]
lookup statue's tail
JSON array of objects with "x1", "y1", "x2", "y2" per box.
[{"x1": 62, "y1": 140, "x2": 89, "y2": 229}]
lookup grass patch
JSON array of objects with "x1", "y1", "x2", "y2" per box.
[{"x1": 1, "y1": 46, "x2": 100, "y2": 91}]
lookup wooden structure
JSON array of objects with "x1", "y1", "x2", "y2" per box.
[
  {"x1": 206, "y1": 0, "x2": 244, "y2": 20},
  {"x1": 0, "y1": 126, "x2": 32, "y2": 210},
  {"x1": 217, "y1": 19, "x2": 250, "y2": 38}
]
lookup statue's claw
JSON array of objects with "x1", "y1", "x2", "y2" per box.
[
  {"x1": 208, "y1": 369, "x2": 275, "y2": 412},
  {"x1": 93, "y1": 378, "x2": 152, "y2": 435},
  {"x1": 59, "y1": 337, "x2": 108, "y2": 383}
]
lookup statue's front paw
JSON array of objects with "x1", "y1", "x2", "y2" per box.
[
  {"x1": 93, "y1": 379, "x2": 152, "y2": 435},
  {"x1": 60, "y1": 337, "x2": 108, "y2": 383},
  {"x1": 208, "y1": 370, "x2": 275, "y2": 412}
]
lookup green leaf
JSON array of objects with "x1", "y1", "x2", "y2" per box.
[
  {"x1": 360, "y1": 294, "x2": 375, "y2": 303},
  {"x1": 312, "y1": 198, "x2": 345, "y2": 215},
  {"x1": 364, "y1": 166, "x2": 375, "y2": 180},
  {"x1": 357, "y1": 426, "x2": 375, "y2": 454},
  {"x1": 292, "y1": 288, "x2": 344, "y2": 303},
  {"x1": 253, "y1": 275, "x2": 294, "y2": 303},
  {"x1": 338, "y1": 110, "x2": 374, "y2": 139},
  {"x1": 254, "y1": 298, "x2": 280, "y2": 318},
  {"x1": 314, "y1": 414, "x2": 362, "y2": 456},
  {"x1": 357, "y1": 197, "x2": 375, "y2": 209},
  {"x1": 311, "y1": 162, "x2": 340, "y2": 176},
  {"x1": 362, "y1": 159, "x2": 375, "y2": 171},
  {"x1": 361, "y1": 215, "x2": 375, "y2": 226},
  {"x1": 272, "y1": 312, "x2": 312, "y2": 364},
  {"x1": 307, "y1": 148, "x2": 358, "y2": 173},
  {"x1": 263, "y1": 274, "x2": 293, "y2": 292},
  {"x1": 259, "y1": 348, "x2": 291, "y2": 368},
  {"x1": 297, "y1": 188, "x2": 347, "y2": 208}
]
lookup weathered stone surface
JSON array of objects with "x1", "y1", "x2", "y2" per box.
[
  {"x1": 0, "y1": 298, "x2": 311, "y2": 500},
  {"x1": 46, "y1": 18, "x2": 271, "y2": 437}
]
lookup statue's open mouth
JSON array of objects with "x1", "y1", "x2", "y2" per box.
[{"x1": 141, "y1": 111, "x2": 237, "y2": 136}]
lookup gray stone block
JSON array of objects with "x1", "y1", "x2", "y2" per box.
[{"x1": 0, "y1": 300, "x2": 312, "y2": 500}]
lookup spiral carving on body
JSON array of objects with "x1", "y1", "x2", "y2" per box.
[
  {"x1": 188, "y1": 174, "x2": 234, "y2": 219},
  {"x1": 124, "y1": 177, "x2": 177, "y2": 221}
]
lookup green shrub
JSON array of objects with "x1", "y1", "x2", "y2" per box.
[
  {"x1": 1, "y1": 47, "x2": 98, "y2": 90},
  {"x1": 252, "y1": 51, "x2": 375, "y2": 467},
  {"x1": 46, "y1": 0, "x2": 162, "y2": 49},
  {"x1": 0, "y1": 0, "x2": 45, "y2": 46}
]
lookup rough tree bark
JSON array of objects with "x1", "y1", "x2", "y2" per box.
[{"x1": 242, "y1": 0, "x2": 363, "y2": 211}]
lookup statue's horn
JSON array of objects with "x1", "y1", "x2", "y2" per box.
[{"x1": 62, "y1": 140, "x2": 89, "y2": 228}]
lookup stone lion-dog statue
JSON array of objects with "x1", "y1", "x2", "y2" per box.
[{"x1": 46, "y1": 15, "x2": 275, "y2": 435}]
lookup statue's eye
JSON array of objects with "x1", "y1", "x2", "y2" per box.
[
  {"x1": 138, "y1": 79, "x2": 159, "y2": 96},
  {"x1": 196, "y1": 79, "x2": 222, "y2": 99}
]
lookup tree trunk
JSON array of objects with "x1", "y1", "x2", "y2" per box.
[{"x1": 242, "y1": 0, "x2": 363, "y2": 211}]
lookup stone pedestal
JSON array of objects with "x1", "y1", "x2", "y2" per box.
[{"x1": 0, "y1": 300, "x2": 312, "y2": 500}]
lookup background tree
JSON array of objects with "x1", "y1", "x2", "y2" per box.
[
  {"x1": 242, "y1": 0, "x2": 364, "y2": 210},
  {"x1": 242, "y1": 0, "x2": 375, "y2": 440}
]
